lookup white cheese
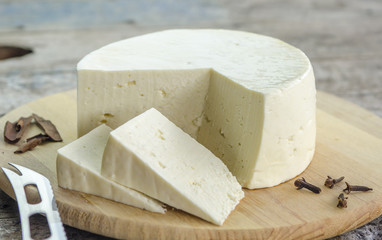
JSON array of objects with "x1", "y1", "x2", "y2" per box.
[
  {"x1": 56, "y1": 124, "x2": 165, "y2": 213},
  {"x1": 78, "y1": 29, "x2": 316, "y2": 189},
  {"x1": 101, "y1": 108, "x2": 244, "y2": 225}
]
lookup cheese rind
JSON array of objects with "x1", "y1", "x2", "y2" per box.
[
  {"x1": 101, "y1": 108, "x2": 244, "y2": 225},
  {"x1": 78, "y1": 29, "x2": 316, "y2": 189},
  {"x1": 56, "y1": 124, "x2": 165, "y2": 213}
]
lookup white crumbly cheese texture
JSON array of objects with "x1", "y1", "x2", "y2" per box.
[
  {"x1": 56, "y1": 124, "x2": 165, "y2": 213},
  {"x1": 78, "y1": 29, "x2": 316, "y2": 189},
  {"x1": 101, "y1": 108, "x2": 244, "y2": 226}
]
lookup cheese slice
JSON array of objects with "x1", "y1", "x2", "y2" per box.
[
  {"x1": 56, "y1": 124, "x2": 165, "y2": 213},
  {"x1": 78, "y1": 29, "x2": 316, "y2": 189},
  {"x1": 101, "y1": 108, "x2": 244, "y2": 225}
]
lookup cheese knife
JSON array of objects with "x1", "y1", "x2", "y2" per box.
[{"x1": 2, "y1": 163, "x2": 67, "y2": 240}]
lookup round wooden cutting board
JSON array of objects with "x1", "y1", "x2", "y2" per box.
[{"x1": 0, "y1": 90, "x2": 382, "y2": 239}]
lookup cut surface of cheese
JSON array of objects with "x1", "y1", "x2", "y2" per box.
[
  {"x1": 78, "y1": 29, "x2": 316, "y2": 189},
  {"x1": 101, "y1": 108, "x2": 244, "y2": 225},
  {"x1": 56, "y1": 124, "x2": 165, "y2": 213}
]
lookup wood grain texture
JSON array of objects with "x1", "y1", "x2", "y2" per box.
[
  {"x1": 1, "y1": 0, "x2": 381, "y2": 239},
  {"x1": 0, "y1": 90, "x2": 381, "y2": 240}
]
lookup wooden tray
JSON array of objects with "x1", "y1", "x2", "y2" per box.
[{"x1": 0, "y1": 90, "x2": 382, "y2": 240}]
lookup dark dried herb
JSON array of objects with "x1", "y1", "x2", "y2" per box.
[
  {"x1": 343, "y1": 182, "x2": 373, "y2": 194},
  {"x1": 294, "y1": 177, "x2": 321, "y2": 194},
  {"x1": 0, "y1": 46, "x2": 33, "y2": 60},
  {"x1": 4, "y1": 116, "x2": 33, "y2": 144},
  {"x1": 325, "y1": 176, "x2": 345, "y2": 188},
  {"x1": 14, "y1": 136, "x2": 48, "y2": 154},
  {"x1": 337, "y1": 193, "x2": 348, "y2": 208},
  {"x1": 32, "y1": 114, "x2": 62, "y2": 142}
]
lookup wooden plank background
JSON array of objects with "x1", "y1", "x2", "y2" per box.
[{"x1": 0, "y1": 0, "x2": 381, "y2": 239}]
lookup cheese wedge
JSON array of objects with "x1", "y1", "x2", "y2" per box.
[
  {"x1": 78, "y1": 29, "x2": 316, "y2": 189},
  {"x1": 56, "y1": 124, "x2": 165, "y2": 213},
  {"x1": 101, "y1": 108, "x2": 244, "y2": 225}
]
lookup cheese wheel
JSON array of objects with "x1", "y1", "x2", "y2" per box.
[{"x1": 77, "y1": 29, "x2": 316, "y2": 189}]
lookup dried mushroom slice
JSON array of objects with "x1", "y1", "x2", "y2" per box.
[
  {"x1": 14, "y1": 136, "x2": 49, "y2": 154},
  {"x1": 4, "y1": 116, "x2": 33, "y2": 144},
  {"x1": 32, "y1": 114, "x2": 63, "y2": 142}
]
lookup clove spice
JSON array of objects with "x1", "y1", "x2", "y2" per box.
[
  {"x1": 294, "y1": 177, "x2": 321, "y2": 194},
  {"x1": 337, "y1": 193, "x2": 348, "y2": 208},
  {"x1": 343, "y1": 182, "x2": 373, "y2": 194},
  {"x1": 325, "y1": 176, "x2": 345, "y2": 188}
]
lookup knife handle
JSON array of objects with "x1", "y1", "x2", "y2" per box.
[{"x1": 2, "y1": 163, "x2": 67, "y2": 240}]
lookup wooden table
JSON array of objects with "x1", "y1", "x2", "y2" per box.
[{"x1": 0, "y1": 0, "x2": 381, "y2": 239}]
